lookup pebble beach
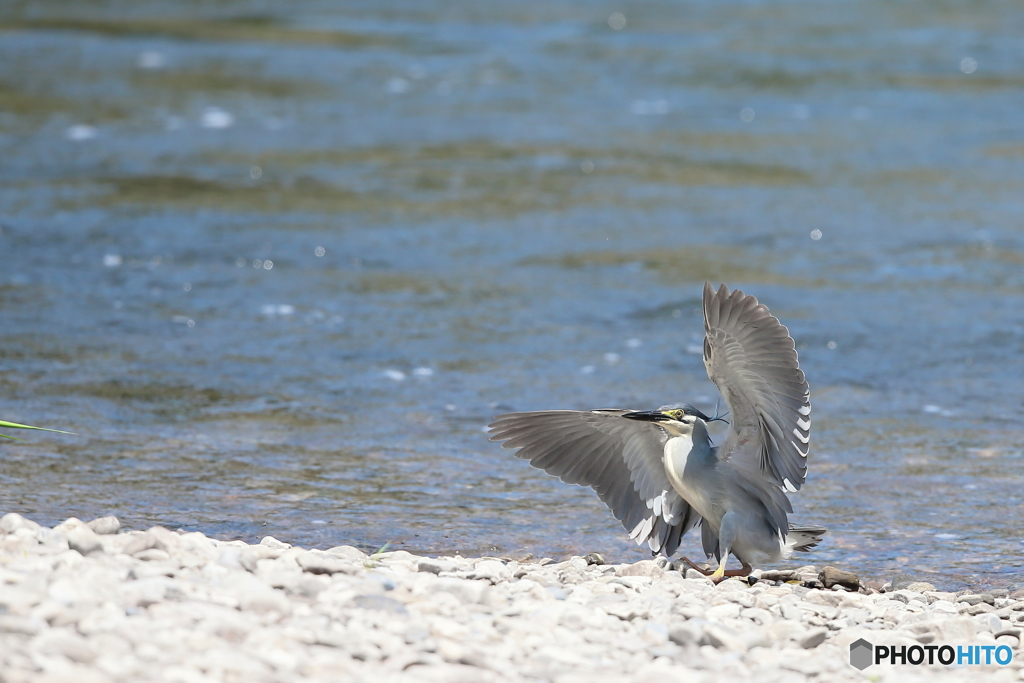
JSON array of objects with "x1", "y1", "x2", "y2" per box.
[{"x1": 1, "y1": 514, "x2": 1022, "y2": 682}]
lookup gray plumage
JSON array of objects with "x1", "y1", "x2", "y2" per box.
[{"x1": 488, "y1": 282, "x2": 824, "y2": 573}]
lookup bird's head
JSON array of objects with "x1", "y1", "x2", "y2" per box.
[{"x1": 622, "y1": 403, "x2": 725, "y2": 435}]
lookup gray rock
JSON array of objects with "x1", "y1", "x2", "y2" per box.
[
  {"x1": 417, "y1": 558, "x2": 456, "y2": 575},
  {"x1": 86, "y1": 516, "x2": 121, "y2": 535},
  {"x1": 583, "y1": 553, "x2": 606, "y2": 566},
  {"x1": 799, "y1": 628, "x2": 828, "y2": 648},
  {"x1": 818, "y1": 566, "x2": 860, "y2": 591},
  {"x1": 957, "y1": 594, "x2": 984, "y2": 605}
]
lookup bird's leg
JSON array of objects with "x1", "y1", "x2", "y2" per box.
[
  {"x1": 678, "y1": 557, "x2": 712, "y2": 574},
  {"x1": 709, "y1": 561, "x2": 754, "y2": 583},
  {"x1": 678, "y1": 556, "x2": 752, "y2": 581},
  {"x1": 709, "y1": 557, "x2": 728, "y2": 582}
]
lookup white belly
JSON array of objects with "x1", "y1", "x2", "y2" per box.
[{"x1": 663, "y1": 436, "x2": 717, "y2": 522}]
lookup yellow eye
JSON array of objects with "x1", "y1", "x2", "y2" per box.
[{"x1": 671, "y1": 410, "x2": 683, "y2": 420}]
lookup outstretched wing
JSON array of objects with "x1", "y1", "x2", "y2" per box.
[
  {"x1": 488, "y1": 410, "x2": 701, "y2": 556},
  {"x1": 702, "y1": 282, "x2": 811, "y2": 491}
]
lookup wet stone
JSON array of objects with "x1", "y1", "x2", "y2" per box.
[{"x1": 818, "y1": 566, "x2": 860, "y2": 591}]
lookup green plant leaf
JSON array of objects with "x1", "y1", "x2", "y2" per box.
[{"x1": 0, "y1": 420, "x2": 76, "y2": 440}]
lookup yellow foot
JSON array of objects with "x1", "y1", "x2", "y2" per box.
[{"x1": 679, "y1": 557, "x2": 752, "y2": 583}]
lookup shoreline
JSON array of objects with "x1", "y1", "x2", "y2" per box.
[{"x1": 1, "y1": 513, "x2": 1022, "y2": 682}]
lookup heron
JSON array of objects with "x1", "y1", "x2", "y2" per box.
[{"x1": 488, "y1": 282, "x2": 825, "y2": 581}]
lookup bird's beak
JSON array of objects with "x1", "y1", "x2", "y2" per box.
[{"x1": 622, "y1": 411, "x2": 670, "y2": 422}]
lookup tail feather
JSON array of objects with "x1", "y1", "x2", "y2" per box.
[{"x1": 786, "y1": 524, "x2": 827, "y2": 552}]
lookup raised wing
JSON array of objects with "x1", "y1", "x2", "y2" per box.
[
  {"x1": 488, "y1": 410, "x2": 701, "y2": 556},
  {"x1": 702, "y1": 282, "x2": 811, "y2": 491}
]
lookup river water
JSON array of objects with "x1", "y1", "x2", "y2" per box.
[{"x1": 2, "y1": 0, "x2": 1023, "y2": 590}]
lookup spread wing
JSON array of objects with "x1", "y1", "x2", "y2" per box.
[
  {"x1": 488, "y1": 410, "x2": 701, "y2": 556},
  {"x1": 702, "y1": 282, "x2": 811, "y2": 491}
]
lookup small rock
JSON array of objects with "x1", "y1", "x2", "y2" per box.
[
  {"x1": 326, "y1": 545, "x2": 368, "y2": 562},
  {"x1": 818, "y1": 567, "x2": 860, "y2": 591},
  {"x1": 904, "y1": 582, "x2": 936, "y2": 593},
  {"x1": 122, "y1": 526, "x2": 179, "y2": 555},
  {"x1": 417, "y1": 558, "x2": 455, "y2": 575},
  {"x1": 702, "y1": 623, "x2": 746, "y2": 651},
  {"x1": 668, "y1": 623, "x2": 701, "y2": 646},
  {"x1": 923, "y1": 591, "x2": 956, "y2": 603},
  {"x1": 53, "y1": 517, "x2": 88, "y2": 536},
  {"x1": 297, "y1": 553, "x2": 354, "y2": 575},
  {"x1": 889, "y1": 574, "x2": 918, "y2": 591},
  {"x1": 957, "y1": 594, "x2": 984, "y2": 605},
  {"x1": 66, "y1": 525, "x2": 103, "y2": 556},
  {"x1": 470, "y1": 559, "x2": 508, "y2": 582},
  {"x1": 583, "y1": 552, "x2": 606, "y2": 566},
  {"x1": 705, "y1": 603, "x2": 742, "y2": 621},
  {"x1": 260, "y1": 536, "x2": 292, "y2": 551},
  {"x1": 889, "y1": 590, "x2": 927, "y2": 605},
  {"x1": 799, "y1": 628, "x2": 828, "y2": 648},
  {"x1": 965, "y1": 603, "x2": 995, "y2": 615},
  {"x1": 0, "y1": 512, "x2": 40, "y2": 534},
  {"x1": 87, "y1": 516, "x2": 121, "y2": 535},
  {"x1": 974, "y1": 613, "x2": 1002, "y2": 633},
  {"x1": 930, "y1": 601, "x2": 959, "y2": 615},
  {"x1": 685, "y1": 568, "x2": 709, "y2": 580}
]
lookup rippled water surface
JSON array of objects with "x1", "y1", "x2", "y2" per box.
[{"x1": 2, "y1": 0, "x2": 1024, "y2": 590}]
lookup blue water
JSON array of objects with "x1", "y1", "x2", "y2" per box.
[{"x1": 2, "y1": 0, "x2": 1023, "y2": 590}]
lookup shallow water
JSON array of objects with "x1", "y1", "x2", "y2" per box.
[{"x1": 2, "y1": 0, "x2": 1023, "y2": 591}]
